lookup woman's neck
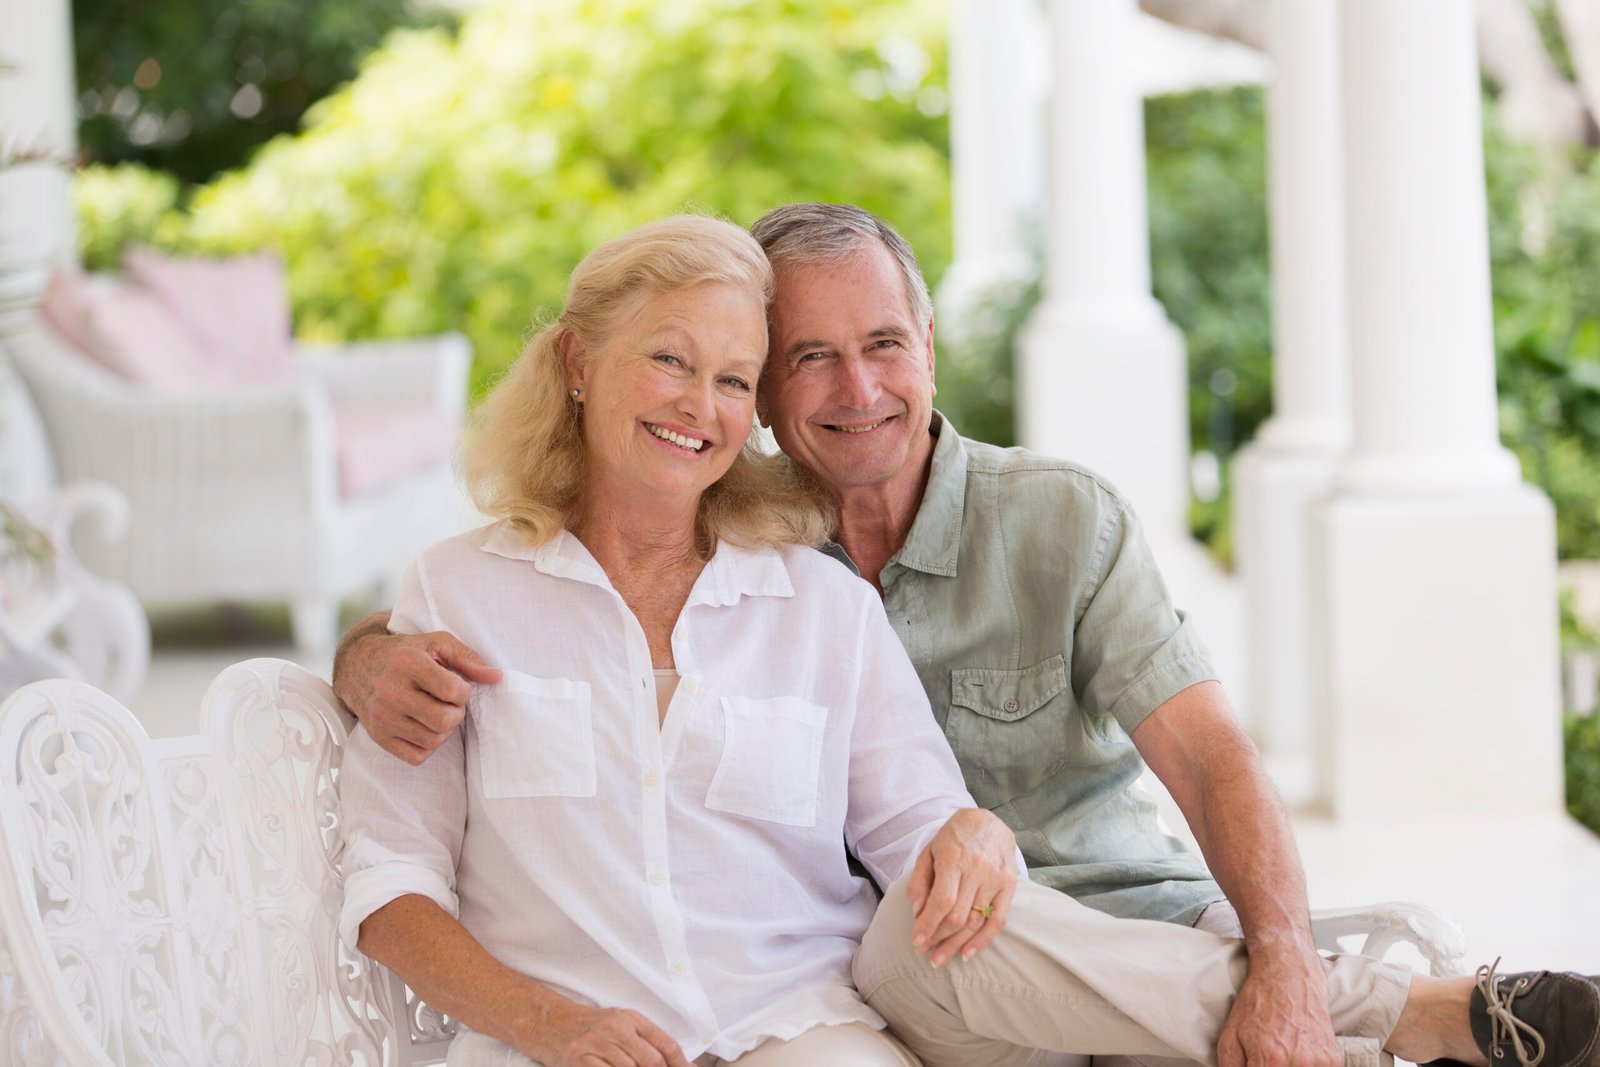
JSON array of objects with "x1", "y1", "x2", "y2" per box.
[{"x1": 566, "y1": 492, "x2": 706, "y2": 581}]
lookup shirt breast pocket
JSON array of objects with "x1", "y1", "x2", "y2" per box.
[
  {"x1": 472, "y1": 670, "x2": 597, "y2": 799},
  {"x1": 705, "y1": 696, "x2": 828, "y2": 828},
  {"x1": 945, "y1": 655, "x2": 1072, "y2": 807}
]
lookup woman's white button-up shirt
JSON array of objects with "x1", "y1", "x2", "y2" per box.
[{"x1": 339, "y1": 523, "x2": 981, "y2": 1064}]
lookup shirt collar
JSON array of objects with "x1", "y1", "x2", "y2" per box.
[
  {"x1": 480, "y1": 523, "x2": 795, "y2": 604},
  {"x1": 888, "y1": 410, "x2": 967, "y2": 578}
]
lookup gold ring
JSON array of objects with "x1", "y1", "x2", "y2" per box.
[{"x1": 972, "y1": 904, "x2": 994, "y2": 919}]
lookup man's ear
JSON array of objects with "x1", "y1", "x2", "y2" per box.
[
  {"x1": 559, "y1": 330, "x2": 585, "y2": 393},
  {"x1": 925, "y1": 317, "x2": 938, "y2": 398}
]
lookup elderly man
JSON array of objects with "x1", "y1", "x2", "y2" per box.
[{"x1": 333, "y1": 204, "x2": 1599, "y2": 1067}]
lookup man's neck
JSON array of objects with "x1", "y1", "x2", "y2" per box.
[{"x1": 833, "y1": 451, "x2": 934, "y2": 594}]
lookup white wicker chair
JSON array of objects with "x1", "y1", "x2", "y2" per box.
[
  {"x1": 0, "y1": 662, "x2": 1468, "y2": 1066},
  {"x1": 1, "y1": 318, "x2": 472, "y2": 652},
  {"x1": 0, "y1": 659, "x2": 453, "y2": 1066}
]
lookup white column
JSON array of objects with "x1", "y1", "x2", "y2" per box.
[
  {"x1": 0, "y1": 0, "x2": 75, "y2": 501},
  {"x1": 1311, "y1": 0, "x2": 1561, "y2": 821},
  {"x1": 937, "y1": 0, "x2": 1044, "y2": 336},
  {"x1": 1018, "y1": 0, "x2": 1189, "y2": 542},
  {"x1": 0, "y1": 0, "x2": 79, "y2": 312},
  {"x1": 1231, "y1": 0, "x2": 1347, "y2": 767}
]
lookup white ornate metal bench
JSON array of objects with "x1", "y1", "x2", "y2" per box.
[{"x1": 0, "y1": 660, "x2": 1468, "y2": 1066}]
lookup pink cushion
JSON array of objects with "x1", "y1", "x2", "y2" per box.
[
  {"x1": 41, "y1": 269, "x2": 93, "y2": 351},
  {"x1": 332, "y1": 402, "x2": 457, "y2": 499},
  {"x1": 77, "y1": 284, "x2": 223, "y2": 392},
  {"x1": 123, "y1": 247, "x2": 297, "y2": 387}
]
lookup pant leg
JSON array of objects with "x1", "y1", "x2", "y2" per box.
[
  {"x1": 1095, "y1": 901, "x2": 1393, "y2": 1067},
  {"x1": 716, "y1": 1022, "x2": 923, "y2": 1066},
  {"x1": 852, "y1": 876, "x2": 1412, "y2": 1067}
]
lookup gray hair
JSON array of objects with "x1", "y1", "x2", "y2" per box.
[{"x1": 749, "y1": 203, "x2": 934, "y2": 329}]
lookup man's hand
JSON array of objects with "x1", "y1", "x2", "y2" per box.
[
  {"x1": 1217, "y1": 942, "x2": 1342, "y2": 1067},
  {"x1": 331, "y1": 612, "x2": 501, "y2": 765},
  {"x1": 519, "y1": 1001, "x2": 691, "y2": 1067},
  {"x1": 906, "y1": 808, "x2": 1018, "y2": 968}
]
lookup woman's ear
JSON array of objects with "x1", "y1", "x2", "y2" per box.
[{"x1": 559, "y1": 330, "x2": 586, "y2": 393}]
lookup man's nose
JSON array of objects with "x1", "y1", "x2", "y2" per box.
[{"x1": 836, "y1": 355, "x2": 880, "y2": 409}]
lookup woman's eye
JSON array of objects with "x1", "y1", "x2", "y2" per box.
[
  {"x1": 654, "y1": 353, "x2": 684, "y2": 367},
  {"x1": 721, "y1": 377, "x2": 752, "y2": 392}
]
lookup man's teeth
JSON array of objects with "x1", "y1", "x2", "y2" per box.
[
  {"x1": 835, "y1": 419, "x2": 888, "y2": 434},
  {"x1": 648, "y1": 424, "x2": 705, "y2": 451}
]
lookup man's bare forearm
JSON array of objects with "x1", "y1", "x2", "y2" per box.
[{"x1": 1132, "y1": 681, "x2": 1315, "y2": 952}]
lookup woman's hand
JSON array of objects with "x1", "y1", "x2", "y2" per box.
[
  {"x1": 520, "y1": 999, "x2": 693, "y2": 1067},
  {"x1": 906, "y1": 808, "x2": 1018, "y2": 968}
]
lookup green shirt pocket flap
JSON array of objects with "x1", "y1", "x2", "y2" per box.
[{"x1": 950, "y1": 655, "x2": 1070, "y2": 722}]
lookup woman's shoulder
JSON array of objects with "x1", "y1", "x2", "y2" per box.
[{"x1": 738, "y1": 541, "x2": 879, "y2": 610}]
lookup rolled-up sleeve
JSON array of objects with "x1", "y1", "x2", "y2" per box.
[
  {"x1": 843, "y1": 586, "x2": 1022, "y2": 888},
  {"x1": 338, "y1": 559, "x2": 469, "y2": 951},
  {"x1": 1071, "y1": 498, "x2": 1217, "y2": 736}
]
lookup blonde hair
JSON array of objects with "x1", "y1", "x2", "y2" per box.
[{"x1": 461, "y1": 215, "x2": 833, "y2": 549}]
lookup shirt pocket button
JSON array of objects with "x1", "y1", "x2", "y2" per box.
[{"x1": 1003, "y1": 698, "x2": 1019, "y2": 713}]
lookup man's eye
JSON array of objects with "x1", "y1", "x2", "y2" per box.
[{"x1": 797, "y1": 351, "x2": 826, "y2": 364}]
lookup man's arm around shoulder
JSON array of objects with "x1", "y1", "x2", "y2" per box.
[{"x1": 332, "y1": 610, "x2": 501, "y2": 766}]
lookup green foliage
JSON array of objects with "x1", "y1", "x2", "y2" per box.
[
  {"x1": 1567, "y1": 712, "x2": 1600, "y2": 837},
  {"x1": 73, "y1": 164, "x2": 184, "y2": 272},
  {"x1": 1486, "y1": 111, "x2": 1600, "y2": 560},
  {"x1": 933, "y1": 270, "x2": 1039, "y2": 448},
  {"x1": 1146, "y1": 86, "x2": 1271, "y2": 458},
  {"x1": 72, "y1": 0, "x2": 446, "y2": 183},
  {"x1": 78, "y1": 0, "x2": 952, "y2": 398}
]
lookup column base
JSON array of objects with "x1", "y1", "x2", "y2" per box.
[
  {"x1": 1232, "y1": 441, "x2": 1342, "y2": 757},
  {"x1": 1310, "y1": 485, "x2": 1563, "y2": 821},
  {"x1": 1017, "y1": 298, "x2": 1190, "y2": 541}
]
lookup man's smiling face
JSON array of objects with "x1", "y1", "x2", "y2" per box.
[{"x1": 759, "y1": 243, "x2": 937, "y2": 499}]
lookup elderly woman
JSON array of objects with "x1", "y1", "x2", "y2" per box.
[{"x1": 339, "y1": 216, "x2": 1018, "y2": 1067}]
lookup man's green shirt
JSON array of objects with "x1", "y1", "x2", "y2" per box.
[{"x1": 828, "y1": 413, "x2": 1224, "y2": 925}]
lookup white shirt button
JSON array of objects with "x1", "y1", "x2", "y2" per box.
[
  {"x1": 670, "y1": 962, "x2": 686, "y2": 976},
  {"x1": 682, "y1": 677, "x2": 698, "y2": 694},
  {"x1": 702, "y1": 1032, "x2": 716, "y2": 1044},
  {"x1": 649, "y1": 870, "x2": 666, "y2": 886},
  {"x1": 644, "y1": 771, "x2": 660, "y2": 787}
]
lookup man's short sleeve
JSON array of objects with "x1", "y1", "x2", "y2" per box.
[{"x1": 1070, "y1": 496, "x2": 1217, "y2": 735}]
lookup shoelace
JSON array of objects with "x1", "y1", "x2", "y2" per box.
[{"x1": 1479, "y1": 957, "x2": 1549, "y2": 1067}]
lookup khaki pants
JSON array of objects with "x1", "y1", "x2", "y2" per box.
[
  {"x1": 853, "y1": 876, "x2": 1412, "y2": 1067},
  {"x1": 700, "y1": 1021, "x2": 922, "y2": 1066}
]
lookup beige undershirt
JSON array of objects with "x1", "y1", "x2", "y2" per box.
[{"x1": 653, "y1": 668, "x2": 680, "y2": 726}]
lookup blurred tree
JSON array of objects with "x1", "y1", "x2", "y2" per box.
[
  {"x1": 78, "y1": 0, "x2": 952, "y2": 396},
  {"x1": 72, "y1": 0, "x2": 449, "y2": 183}
]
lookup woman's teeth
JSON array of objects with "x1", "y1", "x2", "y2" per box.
[{"x1": 648, "y1": 424, "x2": 705, "y2": 451}]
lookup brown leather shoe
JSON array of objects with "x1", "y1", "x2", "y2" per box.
[{"x1": 1468, "y1": 959, "x2": 1600, "y2": 1067}]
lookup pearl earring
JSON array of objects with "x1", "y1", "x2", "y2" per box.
[{"x1": 571, "y1": 388, "x2": 582, "y2": 399}]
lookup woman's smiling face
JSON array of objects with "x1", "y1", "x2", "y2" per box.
[{"x1": 566, "y1": 280, "x2": 768, "y2": 509}]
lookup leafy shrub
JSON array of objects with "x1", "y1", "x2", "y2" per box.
[
  {"x1": 1568, "y1": 713, "x2": 1600, "y2": 835},
  {"x1": 73, "y1": 164, "x2": 184, "y2": 271},
  {"x1": 76, "y1": 0, "x2": 952, "y2": 398}
]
